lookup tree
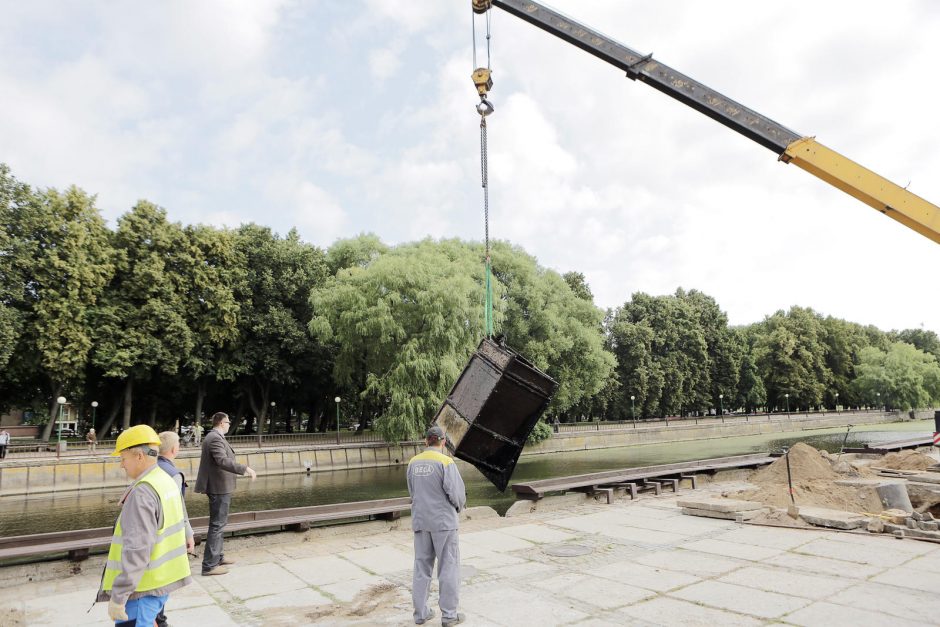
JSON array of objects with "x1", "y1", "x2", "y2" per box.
[
  {"x1": 233, "y1": 225, "x2": 329, "y2": 434},
  {"x1": 492, "y1": 242, "x2": 615, "y2": 418},
  {"x1": 893, "y1": 328, "x2": 940, "y2": 363},
  {"x1": 751, "y1": 307, "x2": 830, "y2": 410},
  {"x1": 91, "y1": 202, "x2": 193, "y2": 430},
  {"x1": 611, "y1": 292, "x2": 709, "y2": 417},
  {"x1": 311, "y1": 238, "x2": 614, "y2": 441},
  {"x1": 853, "y1": 342, "x2": 940, "y2": 410},
  {"x1": 177, "y1": 225, "x2": 243, "y2": 424},
  {"x1": 1, "y1": 179, "x2": 114, "y2": 440},
  {"x1": 311, "y1": 238, "x2": 485, "y2": 441}
]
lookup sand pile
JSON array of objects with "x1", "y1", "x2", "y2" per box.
[
  {"x1": 735, "y1": 442, "x2": 883, "y2": 513},
  {"x1": 879, "y1": 449, "x2": 935, "y2": 471},
  {"x1": 751, "y1": 442, "x2": 838, "y2": 484}
]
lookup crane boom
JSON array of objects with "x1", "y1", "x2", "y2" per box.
[{"x1": 483, "y1": 0, "x2": 940, "y2": 245}]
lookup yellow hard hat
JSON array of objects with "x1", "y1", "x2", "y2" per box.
[{"x1": 111, "y1": 424, "x2": 161, "y2": 456}]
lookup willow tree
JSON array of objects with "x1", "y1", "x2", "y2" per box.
[
  {"x1": 311, "y1": 238, "x2": 488, "y2": 441},
  {"x1": 311, "y1": 238, "x2": 614, "y2": 441}
]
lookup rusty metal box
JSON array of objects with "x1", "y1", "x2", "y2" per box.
[{"x1": 433, "y1": 338, "x2": 557, "y2": 491}]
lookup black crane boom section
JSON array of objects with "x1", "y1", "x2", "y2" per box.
[{"x1": 492, "y1": 0, "x2": 802, "y2": 154}]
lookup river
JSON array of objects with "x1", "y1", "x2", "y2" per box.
[{"x1": 0, "y1": 420, "x2": 931, "y2": 536}]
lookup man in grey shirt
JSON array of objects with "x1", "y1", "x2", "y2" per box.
[{"x1": 407, "y1": 426, "x2": 466, "y2": 626}]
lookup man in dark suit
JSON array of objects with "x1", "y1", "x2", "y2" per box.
[{"x1": 194, "y1": 412, "x2": 256, "y2": 576}]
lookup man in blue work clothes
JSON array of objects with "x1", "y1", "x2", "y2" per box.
[{"x1": 407, "y1": 425, "x2": 466, "y2": 626}]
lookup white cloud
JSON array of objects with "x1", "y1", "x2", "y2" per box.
[{"x1": 1, "y1": 0, "x2": 938, "y2": 335}]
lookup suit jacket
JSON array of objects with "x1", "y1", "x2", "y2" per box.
[{"x1": 194, "y1": 429, "x2": 247, "y2": 495}]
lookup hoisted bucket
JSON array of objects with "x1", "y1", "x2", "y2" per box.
[{"x1": 433, "y1": 338, "x2": 558, "y2": 491}]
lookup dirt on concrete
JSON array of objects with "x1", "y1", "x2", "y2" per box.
[
  {"x1": 879, "y1": 449, "x2": 935, "y2": 471},
  {"x1": 732, "y1": 442, "x2": 883, "y2": 514}
]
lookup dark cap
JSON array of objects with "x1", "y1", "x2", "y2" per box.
[{"x1": 425, "y1": 425, "x2": 446, "y2": 440}]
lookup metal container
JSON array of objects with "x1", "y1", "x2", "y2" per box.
[{"x1": 433, "y1": 338, "x2": 558, "y2": 491}]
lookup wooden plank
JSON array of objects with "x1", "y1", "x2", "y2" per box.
[
  {"x1": 512, "y1": 455, "x2": 773, "y2": 496},
  {"x1": 0, "y1": 497, "x2": 412, "y2": 561}
]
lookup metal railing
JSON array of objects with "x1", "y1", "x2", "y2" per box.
[
  {"x1": 554, "y1": 407, "x2": 894, "y2": 432},
  {"x1": 0, "y1": 430, "x2": 388, "y2": 461},
  {"x1": 0, "y1": 408, "x2": 903, "y2": 462}
]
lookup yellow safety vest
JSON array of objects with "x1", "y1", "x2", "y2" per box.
[{"x1": 102, "y1": 467, "x2": 190, "y2": 593}]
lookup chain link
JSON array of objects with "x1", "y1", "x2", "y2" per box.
[{"x1": 480, "y1": 117, "x2": 489, "y2": 257}]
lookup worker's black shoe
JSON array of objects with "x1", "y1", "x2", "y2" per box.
[
  {"x1": 415, "y1": 608, "x2": 434, "y2": 624},
  {"x1": 441, "y1": 613, "x2": 464, "y2": 627}
]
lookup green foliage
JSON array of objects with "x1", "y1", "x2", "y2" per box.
[
  {"x1": 492, "y1": 242, "x2": 615, "y2": 418},
  {"x1": 751, "y1": 307, "x2": 830, "y2": 410},
  {"x1": 326, "y1": 233, "x2": 388, "y2": 275},
  {"x1": 527, "y1": 420, "x2": 554, "y2": 445},
  {"x1": 311, "y1": 239, "x2": 486, "y2": 441},
  {"x1": 852, "y1": 342, "x2": 940, "y2": 410}
]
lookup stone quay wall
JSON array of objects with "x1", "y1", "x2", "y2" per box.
[{"x1": 0, "y1": 410, "x2": 921, "y2": 497}]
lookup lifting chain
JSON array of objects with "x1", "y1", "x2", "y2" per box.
[{"x1": 472, "y1": 2, "x2": 495, "y2": 337}]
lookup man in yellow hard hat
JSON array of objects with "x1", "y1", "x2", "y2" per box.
[{"x1": 96, "y1": 424, "x2": 192, "y2": 626}]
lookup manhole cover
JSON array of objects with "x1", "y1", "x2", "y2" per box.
[{"x1": 542, "y1": 544, "x2": 593, "y2": 557}]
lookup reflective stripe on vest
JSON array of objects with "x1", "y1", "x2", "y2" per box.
[{"x1": 102, "y1": 468, "x2": 191, "y2": 593}]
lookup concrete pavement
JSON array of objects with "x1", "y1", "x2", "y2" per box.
[{"x1": 3, "y1": 483, "x2": 938, "y2": 626}]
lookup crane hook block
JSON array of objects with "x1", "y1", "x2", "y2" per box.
[
  {"x1": 471, "y1": 0, "x2": 492, "y2": 14},
  {"x1": 472, "y1": 67, "x2": 493, "y2": 97}
]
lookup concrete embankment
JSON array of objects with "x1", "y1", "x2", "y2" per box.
[
  {"x1": 0, "y1": 410, "x2": 919, "y2": 496},
  {"x1": 3, "y1": 477, "x2": 939, "y2": 626}
]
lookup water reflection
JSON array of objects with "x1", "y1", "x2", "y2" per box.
[{"x1": 1, "y1": 421, "x2": 930, "y2": 536}]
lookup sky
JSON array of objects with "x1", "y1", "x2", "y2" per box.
[{"x1": 2, "y1": 1, "x2": 939, "y2": 333}]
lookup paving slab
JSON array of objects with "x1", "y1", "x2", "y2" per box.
[
  {"x1": 600, "y1": 524, "x2": 688, "y2": 546},
  {"x1": 461, "y1": 583, "x2": 589, "y2": 625},
  {"x1": 622, "y1": 511, "x2": 735, "y2": 534},
  {"x1": 281, "y1": 554, "x2": 373, "y2": 586},
  {"x1": 717, "y1": 565, "x2": 854, "y2": 599},
  {"x1": 463, "y1": 549, "x2": 528, "y2": 570},
  {"x1": 318, "y1": 574, "x2": 391, "y2": 602},
  {"x1": 495, "y1": 523, "x2": 578, "y2": 543},
  {"x1": 634, "y1": 548, "x2": 746, "y2": 577},
  {"x1": 533, "y1": 572, "x2": 656, "y2": 610},
  {"x1": 827, "y1": 581, "x2": 940, "y2": 624},
  {"x1": 793, "y1": 536, "x2": 913, "y2": 567},
  {"x1": 682, "y1": 507, "x2": 759, "y2": 520},
  {"x1": 460, "y1": 529, "x2": 535, "y2": 552},
  {"x1": 669, "y1": 580, "x2": 810, "y2": 619},
  {"x1": 870, "y1": 564, "x2": 940, "y2": 593},
  {"x1": 589, "y1": 560, "x2": 700, "y2": 592},
  {"x1": 679, "y1": 538, "x2": 784, "y2": 561},
  {"x1": 783, "y1": 600, "x2": 925, "y2": 627},
  {"x1": 676, "y1": 497, "x2": 764, "y2": 512},
  {"x1": 341, "y1": 545, "x2": 414, "y2": 574},
  {"x1": 770, "y1": 551, "x2": 884, "y2": 580},
  {"x1": 164, "y1": 580, "x2": 216, "y2": 610},
  {"x1": 903, "y1": 550, "x2": 940, "y2": 574},
  {"x1": 712, "y1": 525, "x2": 824, "y2": 550},
  {"x1": 211, "y1": 562, "x2": 307, "y2": 599},
  {"x1": 22, "y1": 587, "x2": 109, "y2": 626},
  {"x1": 619, "y1": 596, "x2": 764, "y2": 627},
  {"x1": 796, "y1": 506, "x2": 868, "y2": 530},
  {"x1": 243, "y1": 587, "x2": 332, "y2": 611},
  {"x1": 160, "y1": 604, "x2": 241, "y2": 627}
]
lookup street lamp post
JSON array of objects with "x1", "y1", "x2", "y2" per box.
[
  {"x1": 630, "y1": 395, "x2": 636, "y2": 427},
  {"x1": 334, "y1": 397, "x2": 342, "y2": 445},
  {"x1": 785, "y1": 393, "x2": 790, "y2": 420},
  {"x1": 834, "y1": 392, "x2": 839, "y2": 414},
  {"x1": 91, "y1": 401, "x2": 98, "y2": 431},
  {"x1": 719, "y1": 394, "x2": 724, "y2": 423},
  {"x1": 56, "y1": 396, "x2": 67, "y2": 459},
  {"x1": 876, "y1": 392, "x2": 881, "y2": 412}
]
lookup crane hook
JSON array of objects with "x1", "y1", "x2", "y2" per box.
[{"x1": 476, "y1": 97, "x2": 495, "y2": 117}]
